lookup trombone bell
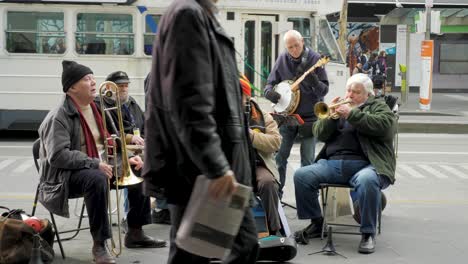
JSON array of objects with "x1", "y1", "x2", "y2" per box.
[{"x1": 115, "y1": 169, "x2": 143, "y2": 186}]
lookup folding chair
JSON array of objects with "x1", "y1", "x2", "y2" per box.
[
  {"x1": 31, "y1": 138, "x2": 89, "y2": 259},
  {"x1": 319, "y1": 183, "x2": 383, "y2": 239}
]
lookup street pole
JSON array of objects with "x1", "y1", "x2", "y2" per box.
[
  {"x1": 337, "y1": 0, "x2": 348, "y2": 64},
  {"x1": 419, "y1": 0, "x2": 434, "y2": 111}
]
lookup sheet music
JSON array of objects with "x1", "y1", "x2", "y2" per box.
[{"x1": 176, "y1": 175, "x2": 252, "y2": 259}]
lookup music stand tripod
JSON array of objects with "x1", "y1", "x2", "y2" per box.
[{"x1": 308, "y1": 226, "x2": 347, "y2": 259}]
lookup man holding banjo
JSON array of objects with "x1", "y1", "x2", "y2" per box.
[{"x1": 264, "y1": 29, "x2": 329, "y2": 196}]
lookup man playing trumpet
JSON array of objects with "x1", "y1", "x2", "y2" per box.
[{"x1": 293, "y1": 73, "x2": 396, "y2": 254}]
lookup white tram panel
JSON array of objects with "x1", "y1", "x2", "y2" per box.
[{"x1": 0, "y1": 0, "x2": 346, "y2": 130}]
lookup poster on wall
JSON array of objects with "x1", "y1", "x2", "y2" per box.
[
  {"x1": 380, "y1": 43, "x2": 396, "y2": 55},
  {"x1": 330, "y1": 22, "x2": 380, "y2": 75}
]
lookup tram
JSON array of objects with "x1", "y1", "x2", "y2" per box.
[{"x1": 0, "y1": 0, "x2": 346, "y2": 130}]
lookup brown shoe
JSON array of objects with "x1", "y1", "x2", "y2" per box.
[
  {"x1": 92, "y1": 243, "x2": 116, "y2": 264},
  {"x1": 124, "y1": 229, "x2": 167, "y2": 248}
]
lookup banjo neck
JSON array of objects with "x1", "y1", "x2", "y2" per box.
[
  {"x1": 290, "y1": 56, "x2": 330, "y2": 92},
  {"x1": 290, "y1": 64, "x2": 320, "y2": 92}
]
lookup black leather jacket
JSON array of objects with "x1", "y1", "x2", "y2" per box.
[{"x1": 143, "y1": 0, "x2": 253, "y2": 205}]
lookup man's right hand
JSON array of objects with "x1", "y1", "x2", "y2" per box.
[
  {"x1": 208, "y1": 170, "x2": 238, "y2": 200},
  {"x1": 265, "y1": 90, "x2": 281, "y2": 104},
  {"x1": 99, "y1": 162, "x2": 113, "y2": 179}
]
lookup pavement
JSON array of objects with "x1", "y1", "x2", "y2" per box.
[{"x1": 3, "y1": 92, "x2": 468, "y2": 264}]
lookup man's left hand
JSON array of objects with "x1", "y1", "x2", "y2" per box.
[
  {"x1": 129, "y1": 155, "x2": 143, "y2": 171},
  {"x1": 131, "y1": 135, "x2": 145, "y2": 145},
  {"x1": 335, "y1": 104, "x2": 352, "y2": 119}
]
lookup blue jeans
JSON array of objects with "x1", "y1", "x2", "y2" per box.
[
  {"x1": 276, "y1": 125, "x2": 316, "y2": 196},
  {"x1": 294, "y1": 159, "x2": 391, "y2": 234}
]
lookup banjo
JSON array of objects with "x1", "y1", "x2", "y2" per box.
[{"x1": 273, "y1": 56, "x2": 330, "y2": 114}]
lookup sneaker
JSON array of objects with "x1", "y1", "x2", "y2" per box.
[
  {"x1": 151, "y1": 209, "x2": 171, "y2": 225},
  {"x1": 358, "y1": 233, "x2": 375, "y2": 254}
]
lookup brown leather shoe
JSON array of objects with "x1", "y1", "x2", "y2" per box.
[
  {"x1": 124, "y1": 229, "x2": 167, "y2": 248},
  {"x1": 92, "y1": 243, "x2": 116, "y2": 264}
]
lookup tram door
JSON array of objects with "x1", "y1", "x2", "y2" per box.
[{"x1": 241, "y1": 15, "x2": 276, "y2": 96}]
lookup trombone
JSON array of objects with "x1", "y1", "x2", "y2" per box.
[
  {"x1": 98, "y1": 81, "x2": 144, "y2": 257},
  {"x1": 314, "y1": 98, "x2": 353, "y2": 120}
]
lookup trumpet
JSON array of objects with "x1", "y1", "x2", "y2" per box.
[
  {"x1": 314, "y1": 98, "x2": 353, "y2": 120},
  {"x1": 98, "y1": 81, "x2": 144, "y2": 257}
]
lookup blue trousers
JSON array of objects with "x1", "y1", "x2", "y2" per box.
[
  {"x1": 276, "y1": 125, "x2": 316, "y2": 195},
  {"x1": 294, "y1": 159, "x2": 390, "y2": 234}
]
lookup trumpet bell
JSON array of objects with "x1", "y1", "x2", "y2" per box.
[{"x1": 314, "y1": 102, "x2": 330, "y2": 119}]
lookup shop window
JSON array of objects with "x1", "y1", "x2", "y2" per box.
[
  {"x1": 6, "y1": 11, "x2": 65, "y2": 54},
  {"x1": 143, "y1": 14, "x2": 161, "y2": 55},
  {"x1": 287, "y1": 17, "x2": 311, "y2": 48},
  {"x1": 76, "y1": 13, "x2": 134, "y2": 55},
  {"x1": 439, "y1": 43, "x2": 468, "y2": 74}
]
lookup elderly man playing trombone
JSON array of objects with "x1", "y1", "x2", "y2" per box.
[
  {"x1": 293, "y1": 73, "x2": 396, "y2": 254},
  {"x1": 38, "y1": 60, "x2": 166, "y2": 264}
]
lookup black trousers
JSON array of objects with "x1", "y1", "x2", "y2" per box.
[
  {"x1": 68, "y1": 168, "x2": 151, "y2": 241},
  {"x1": 167, "y1": 204, "x2": 258, "y2": 264}
]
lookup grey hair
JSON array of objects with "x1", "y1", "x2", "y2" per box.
[
  {"x1": 346, "y1": 73, "x2": 375, "y2": 96},
  {"x1": 283, "y1": 30, "x2": 303, "y2": 43}
]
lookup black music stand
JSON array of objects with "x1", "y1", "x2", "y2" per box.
[{"x1": 308, "y1": 226, "x2": 347, "y2": 259}]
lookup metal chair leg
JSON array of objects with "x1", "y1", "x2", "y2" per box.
[
  {"x1": 59, "y1": 203, "x2": 89, "y2": 241},
  {"x1": 31, "y1": 186, "x2": 40, "y2": 216},
  {"x1": 50, "y1": 212, "x2": 66, "y2": 259},
  {"x1": 320, "y1": 186, "x2": 329, "y2": 240}
]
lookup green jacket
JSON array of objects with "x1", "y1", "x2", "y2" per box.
[{"x1": 313, "y1": 96, "x2": 396, "y2": 184}]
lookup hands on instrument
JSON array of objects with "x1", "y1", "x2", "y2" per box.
[
  {"x1": 129, "y1": 155, "x2": 143, "y2": 171},
  {"x1": 208, "y1": 170, "x2": 238, "y2": 200},
  {"x1": 330, "y1": 96, "x2": 352, "y2": 119},
  {"x1": 265, "y1": 90, "x2": 281, "y2": 104},
  {"x1": 131, "y1": 135, "x2": 144, "y2": 145},
  {"x1": 99, "y1": 162, "x2": 113, "y2": 179}
]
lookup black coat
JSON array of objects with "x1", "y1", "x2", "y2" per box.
[{"x1": 142, "y1": 0, "x2": 252, "y2": 205}]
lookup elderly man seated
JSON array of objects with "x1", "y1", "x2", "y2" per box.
[{"x1": 293, "y1": 73, "x2": 396, "y2": 254}]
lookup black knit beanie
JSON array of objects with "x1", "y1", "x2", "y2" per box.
[{"x1": 61, "y1": 60, "x2": 93, "y2": 92}]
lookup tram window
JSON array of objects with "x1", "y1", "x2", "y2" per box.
[
  {"x1": 287, "y1": 17, "x2": 311, "y2": 48},
  {"x1": 76, "y1": 13, "x2": 134, "y2": 55},
  {"x1": 6, "y1": 11, "x2": 65, "y2": 54},
  {"x1": 144, "y1": 14, "x2": 161, "y2": 55}
]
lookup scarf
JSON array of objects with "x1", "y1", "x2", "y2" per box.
[{"x1": 69, "y1": 96, "x2": 110, "y2": 158}]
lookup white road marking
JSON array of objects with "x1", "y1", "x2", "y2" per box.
[
  {"x1": 398, "y1": 164, "x2": 426, "y2": 178},
  {"x1": 12, "y1": 160, "x2": 33, "y2": 173},
  {"x1": 439, "y1": 165, "x2": 468, "y2": 179},
  {"x1": 399, "y1": 151, "x2": 468, "y2": 155},
  {"x1": 443, "y1": 94, "x2": 468, "y2": 101},
  {"x1": 417, "y1": 164, "x2": 448, "y2": 179},
  {"x1": 0, "y1": 159, "x2": 16, "y2": 170}
]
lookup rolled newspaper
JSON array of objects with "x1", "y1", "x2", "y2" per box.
[{"x1": 176, "y1": 175, "x2": 252, "y2": 259}]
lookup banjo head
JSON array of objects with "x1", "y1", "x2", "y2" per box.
[{"x1": 273, "y1": 81, "x2": 293, "y2": 113}]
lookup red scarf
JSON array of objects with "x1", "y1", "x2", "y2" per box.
[{"x1": 69, "y1": 96, "x2": 110, "y2": 158}]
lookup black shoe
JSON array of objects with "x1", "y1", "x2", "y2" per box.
[
  {"x1": 358, "y1": 233, "x2": 375, "y2": 254},
  {"x1": 152, "y1": 209, "x2": 171, "y2": 225},
  {"x1": 293, "y1": 218, "x2": 323, "y2": 244},
  {"x1": 124, "y1": 229, "x2": 167, "y2": 248}
]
